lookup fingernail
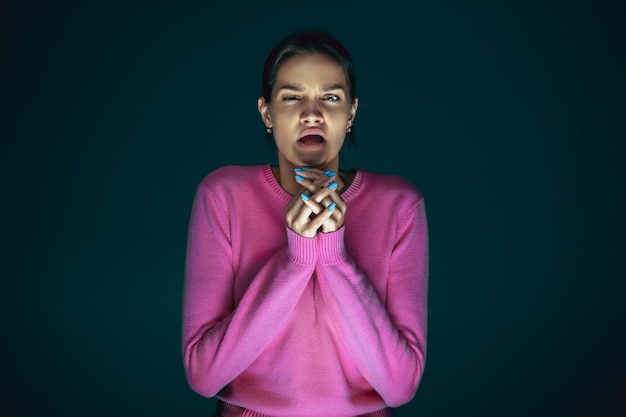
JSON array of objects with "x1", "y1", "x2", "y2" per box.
[
  {"x1": 294, "y1": 167, "x2": 310, "y2": 172},
  {"x1": 328, "y1": 202, "x2": 336, "y2": 211},
  {"x1": 295, "y1": 175, "x2": 305, "y2": 182},
  {"x1": 328, "y1": 181, "x2": 338, "y2": 190},
  {"x1": 300, "y1": 193, "x2": 310, "y2": 201},
  {"x1": 324, "y1": 170, "x2": 336, "y2": 177}
]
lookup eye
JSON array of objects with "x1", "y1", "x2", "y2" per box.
[
  {"x1": 281, "y1": 95, "x2": 300, "y2": 101},
  {"x1": 322, "y1": 94, "x2": 341, "y2": 102}
]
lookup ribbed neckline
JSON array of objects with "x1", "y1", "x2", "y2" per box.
[{"x1": 262, "y1": 164, "x2": 364, "y2": 203}]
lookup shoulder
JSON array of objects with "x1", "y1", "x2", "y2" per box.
[
  {"x1": 197, "y1": 165, "x2": 263, "y2": 193},
  {"x1": 347, "y1": 169, "x2": 427, "y2": 235},
  {"x1": 358, "y1": 169, "x2": 424, "y2": 207},
  {"x1": 193, "y1": 165, "x2": 265, "y2": 206}
]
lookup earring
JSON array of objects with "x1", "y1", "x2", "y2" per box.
[
  {"x1": 347, "y1": 126, "x2": 352, "y2": 133},
  {"x1": 266, "y1": 127, "x2": 272, "y2": 133}
]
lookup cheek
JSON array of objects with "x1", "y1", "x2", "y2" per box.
[
  {"x1": 270, "y1": 109, "x2": 297, "y2": 127},
  {"x1": 327, "y1": 112, "x2": 350, "y2": 129},
  {"x1": 328, "y1": 104, "x2": 351, "y2": 119}
]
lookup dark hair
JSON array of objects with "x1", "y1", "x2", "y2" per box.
[{"x1": 261, "y1": 30, "x2": 357, "y2": 145}]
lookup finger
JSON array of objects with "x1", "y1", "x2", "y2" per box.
[
  {"x1": 315, "y1": 170, "x2": 337, "y2": 187},
  {"x1": 293, "y1": 167, "x2": 326, "y2": 177},
  {"x1": 295, "y1": 174, "x2": 334, "y2": 195},
  {"x1": 300, "y1": 192, "x2": 322, "y2": 215},
  {"x1": 322, "y1": 217, "x2": 338, "y2": 233},
  {"x1": 294, "y1": 173, "x2": 320, "y2": 193},
  {"x1": 294, "y1": 198, "x2": 314, "y2": 225},
  {"x1": 285, "y1": 190, "x2": 307, "y2": 221},
  {"x1": 294, "y1": 167, "x2": 322, "y2": 183},
  {"x1": 324, "y1": 191, "x2": 346, "y2": 227},
  {"x1": 308, "y1": 202, "x2": 337, "y2": 231},
  {"x1": 309, "y1": 180, "x2": 339, "y2": 207},
  {"x1": 286, "y1": 201, "x2": 316, "y2": 237},
  {"x1": 326, "y1": 190, "x2": 346, "y2": 211},
  {"x1": 326, "y1": 203, "x2": 344, "y2": 227},
  {"x1": 295, "y1": 168, "x2": 336, "y2": 187}
]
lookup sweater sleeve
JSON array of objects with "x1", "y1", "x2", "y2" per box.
[
  {"x1": 181, "y1": 184, "x2": 317, "y2": 398},
  {"x1": 315, "y1": 200, "x2": 429, "y2": 407}
]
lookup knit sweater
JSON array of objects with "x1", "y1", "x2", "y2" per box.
[{"x1": 182, "y1": 164, "x2": 429, "y2": 417}]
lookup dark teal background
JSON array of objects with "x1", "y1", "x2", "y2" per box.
[{"x1": 1, "y1": 1, "x2": 624, "y2": 416}]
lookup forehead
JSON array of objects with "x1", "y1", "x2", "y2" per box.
[{"x1": 275, "y1": 53, "x2": 347, "y2": 87}]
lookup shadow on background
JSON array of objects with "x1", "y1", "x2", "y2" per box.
[{"x1": 1, "y1": 1, "x2": 624, "y2": 416}]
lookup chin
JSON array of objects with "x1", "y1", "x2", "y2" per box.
[{"x1": 298, "y1": 158, "x2": 330, "y2": 169}]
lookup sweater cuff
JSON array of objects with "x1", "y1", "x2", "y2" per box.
[
  {"x1": 317, "y1": 227, "x2": 348, "y2": 265},
  {"x1": 286, "y1": 226, "x2": 317, "y2": 265}
]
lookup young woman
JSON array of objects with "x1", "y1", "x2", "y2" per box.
[{"x1": 182, "y1": 31, "x2": 429, "y2": 417}]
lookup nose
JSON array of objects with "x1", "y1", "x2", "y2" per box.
[{"x1": 300, "y1": 101, "x2": 323, "y2": 125}]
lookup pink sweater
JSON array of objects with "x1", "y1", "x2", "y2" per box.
[{"x1": 182, "y1": 165, "x2": 429, "y2": 417}]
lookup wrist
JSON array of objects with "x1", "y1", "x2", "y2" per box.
[{"x1": 286, "y1": 226, "x2": 318, "y2": 265}]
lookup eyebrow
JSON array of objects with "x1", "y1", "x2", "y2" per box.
[
  {"x1": 320, "y1": 84, "x2": 346, "y2": 92},
  {"x1": 277, "y1": 84, "x2": 346, "y2": 92}
]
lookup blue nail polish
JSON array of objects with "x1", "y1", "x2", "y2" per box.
[
  {"x1": 328, "y1": 181, "x2": 338, "y2": 190},
  {"x1": 300, "y1": 193, "x2": 310, "y2": 201},
  {"x1": 328, "y1": 202, "x2": 336, "y2": 211},
  {"x1": 295, "y1": 175, "x2": 305, "y2": 182},
  {"x1": 294, "y1": 167, "x2": 310, "y2": 172},
  {"x1": 324, "y1": 170, "x2": 336, "y2": 177}
]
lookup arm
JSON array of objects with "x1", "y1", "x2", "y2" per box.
[
  {"x1": 181, "y1": 184, "x2": 317, "y2": 397},
  {"x1": 315, "y1": 201, "x2": 429, "y2": 407}
]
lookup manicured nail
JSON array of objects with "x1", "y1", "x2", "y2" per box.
[
  {"x1": 324, "y1": 170, "x2": 336, "y2": 177},
  {"x1": 328, "y1": 202, "x2": 336, "y2": 211},
  {"x1": 328, "y1": 181, "x2": 338, "y2": 190},
  {"x1": 294, "y1": 167, "x2": 310, "y2": 172},
  {"x1": 300, "y1": 193, "x2": 310, "y2": 201},
  {"x1": 295, "y1": 175, "x2": 305, "y2": 182}
]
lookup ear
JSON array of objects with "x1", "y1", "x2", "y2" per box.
[
  {"x1": 348, "y1": 97, "x2": 358, "y2": 126},
  {"x1": 258, "y1": 97, "x2": 272, "y2": 128}
]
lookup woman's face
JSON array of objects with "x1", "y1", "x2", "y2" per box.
[{"x1": 258, "y1": 53, "x2": 358, "y2": 169}]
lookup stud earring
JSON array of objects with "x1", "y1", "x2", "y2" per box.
[
  {"x1": 266, "y1": 127, "x2": 272, "y2": 133},
  {"x1": 347, "y1": 126, "x2": 352, "y2": 133}
]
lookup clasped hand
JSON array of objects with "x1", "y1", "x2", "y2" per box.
[{"x1": 285, "y1": 168, "x2": 347, "y2": 238}]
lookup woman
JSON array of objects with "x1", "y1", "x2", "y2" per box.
[{"x1": 182, "y1": 30, "x2": 429, "y2": 417}]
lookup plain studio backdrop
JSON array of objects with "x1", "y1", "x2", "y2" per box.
[{"x1": 1, "y1": 1, "x2": 624, "y2": 416}]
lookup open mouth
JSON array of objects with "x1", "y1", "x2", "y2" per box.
[{"x1": 298, "y1": 135, "x2": 325, "y2": 145}]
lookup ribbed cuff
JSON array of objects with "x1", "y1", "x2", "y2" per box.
[
  {"x1": 317, "y1": 227, "x2": 348, "y2": 265},
  {"x1": 286, "y1": 226, "x2": 317, "y2": 265},
  {"x1": 217, "y1": 400, "x2": 395, "y2": 417}
]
